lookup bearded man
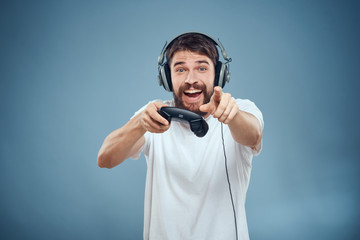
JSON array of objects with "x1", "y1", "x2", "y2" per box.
[{"x1": 97, "y1": 32, "x2": 264, "y2": 240}]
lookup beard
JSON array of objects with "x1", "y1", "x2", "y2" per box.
[{"x1": 173, "y1": 83, "x2": 213, "y2": 116}]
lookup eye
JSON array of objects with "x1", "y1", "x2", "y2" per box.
[
  {"x1": 176, "y1": 68, "x2": 185, "y2": 73},
  {"x1": 199, "y1": 67, "x2": 207, "y2": 71}
]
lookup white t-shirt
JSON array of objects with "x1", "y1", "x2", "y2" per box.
[{"x1": 131, "y1": 99, "x2": 263, "y2": 240}]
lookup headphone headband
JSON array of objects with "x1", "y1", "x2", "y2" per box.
[{"x1": 158, "y1": 32, "x2": 232, "y2": 66}]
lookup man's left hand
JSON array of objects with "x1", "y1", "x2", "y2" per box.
[{"x1": 199, "y1": 86, "x2": 239, "y2": 124}]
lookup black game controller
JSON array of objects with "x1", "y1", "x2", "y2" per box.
[{"x1": 158, "y1": 107, "x2": 209, "y2": 137}]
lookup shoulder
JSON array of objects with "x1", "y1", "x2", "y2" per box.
[
  {"x1": 235, "y1": 98, "x2": 264, "y2": 129},
  {"x1": 235, "y1": 98, "x2": 259, "y2": 111}
]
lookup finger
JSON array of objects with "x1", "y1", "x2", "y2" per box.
[
  {"x1": 150, "y1": 122, "x2": 171, "y2": 133},
  {"x1": 201, "y1": 88, "x2": 222, "y2": 114},
  {"x1": 213, "y1": 93, "x2": 231, "y2": 119},
  {"x1": 213, "y1": 86, "x2": 223, "y2": 103},
  {"x1": 150, "y1": 102, "x2": 169, "y2": 125},
  {"x1": 141, "y1": 103, "x2": 168, "y2": 130},
  {"x1": 143, "y1": 114, "x2": 170, "y2": 133},
  {"x1": 224, "y1": 105, "x2": 239, "y2": 125},
  {"x1": 218, "y1": 97, "x2": 234, "y2": 122}
]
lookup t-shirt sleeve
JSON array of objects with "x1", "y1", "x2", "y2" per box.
[{"x1": 236, "y1": 98, "x2": 264, "y2": 156}]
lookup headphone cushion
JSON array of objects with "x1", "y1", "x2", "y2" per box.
[
  {"x1": 159, "y1": 63, "x2": 173, "y2": 92},
  {"x1": 164, "y1": 63, "x2": 172, "y2": 91},
  {"x1": 214, "y1": 61, "x2": 225, "y2": 87}
]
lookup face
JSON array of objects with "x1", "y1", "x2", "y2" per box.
[{"x1": 170, "y1": 50, "x2": 215, "y2": 116}]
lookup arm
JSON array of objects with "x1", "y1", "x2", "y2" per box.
[
  {"x1": 97, "y1": 102, "x2": 170, "y2": 169},
  {"x1": 199, "y1": 87, "x2": 262, "y2": 148},
  {"x1": 227, "y1": 109, "x2": 262, "y2": 149}
]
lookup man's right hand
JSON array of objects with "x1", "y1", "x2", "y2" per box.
[{"x1": 140, "y1": 102, "x2": 170, "y2": 133}]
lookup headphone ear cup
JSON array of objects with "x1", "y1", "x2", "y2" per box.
[
  {"x1": 214, "y1": 61, "x2": 227, "y2": 88},
  {"x1": 164, "y1": 63, "x2": 173, "y2": 91},
  {"x1": 214, "y1": 61, "x2": 230, "y2": 88},
  {"x1": 214, "y1": 61, "x2": 222, "y2": 87},
  {"x1": 159, "y1": 63, "x2": 173, "y2": 92}
]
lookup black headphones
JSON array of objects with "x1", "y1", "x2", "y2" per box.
[{"x1": 157, "y1": 32, "x2": 232, "y2": 92}]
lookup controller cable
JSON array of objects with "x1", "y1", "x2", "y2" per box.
[{"x1": 221, "y1": 122, "x2": 238, "y2": 240}]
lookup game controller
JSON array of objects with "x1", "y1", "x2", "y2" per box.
[{"x1": 158, "y1": 107, "x2": 209, "y2": 137}]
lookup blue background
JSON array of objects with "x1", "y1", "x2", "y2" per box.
[{"x1": 1, "y1": 0, "x2": 359, "y2": 239}]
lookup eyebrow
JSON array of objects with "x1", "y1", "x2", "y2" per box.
[{"x1": 172, "y1": 60, "x2": 210, "y2": 68}]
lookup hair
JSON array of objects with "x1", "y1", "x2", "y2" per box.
[{"x1": 165, "y1": 33, "x2": 219, "y2": 67}]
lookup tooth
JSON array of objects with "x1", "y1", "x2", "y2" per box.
[{"x1": 185, "y1": 90, "x2": 201, "y2": 93}]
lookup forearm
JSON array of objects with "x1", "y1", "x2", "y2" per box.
[
  {"x1": 228, "y1": 109, "x2": 262, "y2": 148},
  {"x1": 97, "y1": 113, "x2": 146, "y2": 168}
]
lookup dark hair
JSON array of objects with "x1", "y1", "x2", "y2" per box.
[{"x1": 165, "y1": 33, "x2": 219, "y2": 67}]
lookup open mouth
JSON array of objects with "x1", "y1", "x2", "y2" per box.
[{"x1": 184, "y1": 89, "x2": 202, "y2": 98}]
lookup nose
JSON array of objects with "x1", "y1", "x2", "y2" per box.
[{"x1": 184, "y1": 70, "x2": 198, "y2": 85}]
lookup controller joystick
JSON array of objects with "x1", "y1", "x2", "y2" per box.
[{"x1": 158, "y1": 107, "x2": 209, "y2": 137}]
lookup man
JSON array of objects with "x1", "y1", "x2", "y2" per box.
[{"x1": 98, "y1": 32, "x2": 264, "y2": 240}]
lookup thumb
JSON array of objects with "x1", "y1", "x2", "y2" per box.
[
  {"x1": 199, "y1": 103, "x2": 209, "y2": 112},
  {"x1": 199, "y1": 102, "x2": 214, "y2": 113}
]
